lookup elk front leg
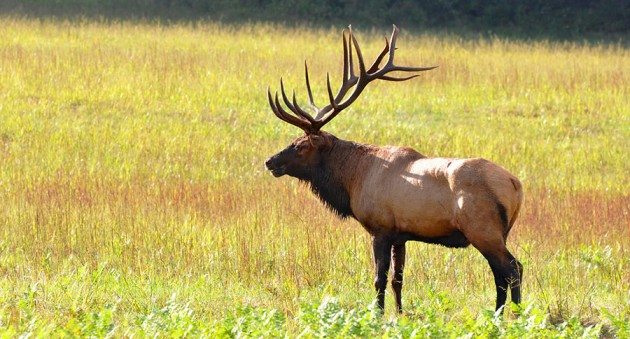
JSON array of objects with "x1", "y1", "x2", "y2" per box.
[
  {"x1": 372, "y1": 235, "x2": 392, "y2": 311},
  {"x1": 391, "y1": 242, "x2": 406, "y2": 313}
]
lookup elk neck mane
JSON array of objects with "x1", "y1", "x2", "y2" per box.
[{"x1": 301, "y1": 137, "x2": 373, "y2": 219}]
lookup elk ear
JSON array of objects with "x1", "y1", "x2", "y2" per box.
[{"x1": 309, "y1": 134, "x2": 332, "y2": 148}]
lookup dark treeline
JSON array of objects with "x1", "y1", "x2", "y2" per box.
[{"x1": 3, "y1": 0, "x2": 629, "y2": 40}]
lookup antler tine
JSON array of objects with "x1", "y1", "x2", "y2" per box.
[
  {"x1": 280, "y1": 78, "x2": 316, "y2": 123},
  {"x1": 380, "y1": 74, "x2": 421, "y2": 82},
  {"x1": 383, "y1": 24, "x2": 399, "y2": 69},
  {"x1": 379, "y1": 24, "x2": 438, "y2": 74},
  {"x1": 268, "y1": 88, "x2": 290, "y2": 122},
  {"x1": 274, "y1": 93, "x2": 296, "y2": 124},
  {"x1": 267, "y1": 88, "x2": 284, "y2": 121},
  {"x1": 314, "y1": 27, "x2": 360, "y2": 120},
  {"x1": 342, "y1": 30, "x2": 349, "y2": 82},
  {"x1": 291, "y1": 92, "x2": 317, "y2": 123},
  {"x1": 312, "y1": 28, "x2": 370, "y2": 125},
  {"x1": 310, "y1": 73, "x2": 339, "y2": 130},
  {"x1": 272, "y1": 89, "x2": 313, "y2": 132},
  {"x1": 347, "y1": 26, "x2": 356, "y2": 79},
  {"x1": 268, "y1": 88, "x2": 310, "y2": 131},
  {"x1": 350, "y1": 32, "x2": 367, "y2": 77},
  {"x1": 367, "y1": 37, "x2": 390, "y2": 74},
  {"x1": 315, "y1": 29, "x2": 373, "y2": 124},
  {"x1": 279, "y1": 77, "x2": 297, "y2": 112},
  {"x1": 325, "y1": 73, "x2": 338, "y2": 110},
  {"x1": 304, "y1": 61, "x2": 318, "y2": 110},
  {"x1": 393, "y1": 65, "x2": 439, "y2": 72}
]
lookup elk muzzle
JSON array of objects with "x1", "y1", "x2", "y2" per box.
[{"x1": 265, "y1": 155, "x2": 287, "y2": 177}]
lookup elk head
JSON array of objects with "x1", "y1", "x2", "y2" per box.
[{"x1": 264, "y1": 25, "x2": 437, "y2": 179}]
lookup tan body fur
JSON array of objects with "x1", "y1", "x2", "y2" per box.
[{"x1": 332, "y1": 140, "x2": 522, "y2": 248}]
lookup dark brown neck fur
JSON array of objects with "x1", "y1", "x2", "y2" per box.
[{"x1": 301, "y1": 136, "x2": 375, "y2": 219}]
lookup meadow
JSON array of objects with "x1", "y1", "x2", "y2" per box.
[{"x1": 0, "y1": 17, "x2": 628, "y2": 337}]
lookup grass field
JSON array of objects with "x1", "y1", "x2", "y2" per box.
[{"x1": 0, "y1": 17, "x2": 628, "y2": 337}]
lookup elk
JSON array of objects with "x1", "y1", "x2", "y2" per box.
[{"x1": 264, "y1": 25, "x2": 523, "y2": 313}]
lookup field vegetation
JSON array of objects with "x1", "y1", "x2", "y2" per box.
[{"x1": 0, "y1": 17, "x2": 628, "y2": 336}]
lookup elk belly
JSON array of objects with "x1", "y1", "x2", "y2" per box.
[{"x1": 353, "y1": 157, "x2": 457, "y2": 237}]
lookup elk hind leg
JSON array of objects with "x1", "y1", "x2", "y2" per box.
[
  {"x1": 457, "y1": 197, "x2": 522, "y2": 312},
  {"x1": 459, "y1": 224, "x2": 521, "y2": 311},
  {"x1": 481, "y1": 248, "x2": 522, "y2": 312},
  {"x1": 508, "y1": 252, "x2": 523, "y2": 305}
]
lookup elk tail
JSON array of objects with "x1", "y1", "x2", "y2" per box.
[{"x1": 506, "y1": 177, "x2": 523, "y2": 234}]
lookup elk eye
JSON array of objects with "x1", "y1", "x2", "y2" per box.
[{"x1": 295, "y1": 144, "x2": 309, "y2": 153}]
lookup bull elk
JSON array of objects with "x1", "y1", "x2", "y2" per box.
[{"x1": 264, "y1": 25, "x2": 523, "y2": 313}]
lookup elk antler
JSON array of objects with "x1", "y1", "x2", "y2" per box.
[{"x1": 267, "y1": 25, "x2": 437, "y2": 134}]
